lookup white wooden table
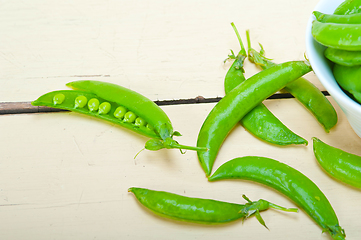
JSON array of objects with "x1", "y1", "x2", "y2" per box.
[{"x1": 1, "y1": 0, "x2": 360, "y2": 239}]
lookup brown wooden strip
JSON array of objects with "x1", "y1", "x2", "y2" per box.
[{"x1": 0, "y1": 102, "x2": 66, "y2": 115}]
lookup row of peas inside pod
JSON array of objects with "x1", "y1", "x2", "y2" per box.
[
  {"x1": 51, "y1": 91, "x2": 155, "y2": 133},
  {"x1": 311, "y1": 10, "x2": 361, "y2": 104}
]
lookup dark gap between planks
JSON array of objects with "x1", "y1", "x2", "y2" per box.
[{"x1": 0, "y1": 91, "x2": 329, "y2": 115}]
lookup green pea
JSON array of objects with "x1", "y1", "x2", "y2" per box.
[
  {"x1": 53, "y1": 93, "x2": 65, "y2": 105},
  {"x1": 123, "y1": 111, "x2": 137, "y2": 123},
  {"x1": 146, "y1": 123, "x2": 154, "y2": 131},
  {"x1": 88, "y1": 98, "x2": 100, "y2": 112},
  {"x1": 134, "y1": 117, "x2": 146, "y2": 127},
  {"x1": 98, "y1": 102, "x2": 111, "y2": 115},
  {"x1": 114, "y1": 106, "x2": 127, "y2": 119},
  {"x1": 74, "y1": 96, "x2": 88, "y2": 108}
]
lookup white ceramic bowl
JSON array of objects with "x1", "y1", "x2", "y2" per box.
[{"x1": 306, "y1": 0, "x2": 361, "y2": 138}]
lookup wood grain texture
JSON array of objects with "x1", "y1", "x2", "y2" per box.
[
  {"x1": 0, "y1": 98, "x2": 360, "y2": 239},
  {"x1": 1, "y1": 0, "x2": 361, "y2": 239},
  {"x1": 1, "y1": 0, "x2": 320, "y2": 102}
]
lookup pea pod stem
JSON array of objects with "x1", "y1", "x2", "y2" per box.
[
  {"x1": 246, "y1": 30, "x2": 338, "y2": 132},
  {"x1": 224, "y1": 24, "x2": 307, "y2": 146},
  {"x1": 224, "y1": 22, "x2": 247, "y2": 93},
  {"x1": 208, "y1": 156, "x2": 346, "y2": 240},
  {"x1": 230, "y1": 22, "x2": 246, "y2": 58},
  {"x1": 129, "y1": 187, "x2": 297, "y2": 226}
]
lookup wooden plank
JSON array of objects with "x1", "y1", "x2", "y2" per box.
[
  {"x1": 0, "y1": 98, "x2": 360, "y2": 239},
  {"x1": 0, "y1": 91, "x2": 330, "y2": 115},
  {"x1": 0, "y1": 0, "x2": 321, "y2": 102}
]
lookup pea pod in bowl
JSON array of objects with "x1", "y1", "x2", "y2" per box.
[{"x1": 32, "y1": 80, "x2": 207, "y2": 152}]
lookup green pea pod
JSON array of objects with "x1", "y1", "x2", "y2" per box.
[
  {"x1": 66, "y1": 80, "x2": 173, "y2": 140},
  {"x1": 32, "y1": 81, "x2": 207, "y2": 152},
  {"x1": 333, "y1": 64, "x2": 361, "y2": 103},
  {"x1": 247, "y1": 31, "x2": 338, "y2": 132},
  {"x1": 224, "y1": 23, "x2": 307, "y2": 146},
  {"x1": 129, "y1": 187, "x2": 297, "y2": 227},
  {"x1": 197, "y1": 60, "x2": 312, "y2": 176},
  {"x1": 32, "y1": 90, "x2": 159, "y2": 138},
  {"x1": 314, "y1": 11, "x2": 361, "y2": 24},
  {"x1": 334, "y1": 0, "x2": 361, "y2": 15},
  {"x1": 324, "y1": 48, "x2": 361, "y2": 66},
  {"x1": 208, "y1": 156, "x2": 346, "y2": 240},
  {"x1": 313, "y1": 137, "x2": 361, "y2": 189},
  {"x1": 312, "y1": 20, "x2": 361, "y2": 51}
]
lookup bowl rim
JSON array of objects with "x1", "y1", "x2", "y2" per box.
[{"x1": 305, "y1": 0, "x2": 361, "y2": 114}]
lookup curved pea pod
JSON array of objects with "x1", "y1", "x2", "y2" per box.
[
  {"x1": 224, "y1": 23, "x2": 307, "y2": 146},
  {"x1": 325, "y1": 48, "x2": 361, "y2": 66},
  {"x1": 313, "y1": 137, "x2": 361, "y2": 189},
  {"x1": 333, "y1": 64, "x2": 361, "y2": 103},
  {"x1": 314, "y1": 11, "x2": 361, "y2": 24},
  {"x1": 334, "y1": 0, "x2": 361, "y2": 15},
  {"x1": 208, "y1": 156, "x2": 346, "y2": 240},
  {"x1": 311, "y1": 20, "x2": 361, "y2": 51},
  {"x1": 32, "y1": 81, "x2": 207, "y2": 152},
  {"x1": 197, "y1": 60, "x2": 312, "y2": 176},
  {"x1": 129, "y1": 187, "x2": 297, "y2": 227},
  {"x1": 247, "y1": 31, "x2": 338, "y2": 132}
]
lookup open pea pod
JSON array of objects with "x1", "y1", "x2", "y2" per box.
[
  {"x1": 32, "y1": 80, "x2": 207, "y2": 152},
  {"x1": 32, "y1": 90, "x2": 159, "y2": 139}
]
